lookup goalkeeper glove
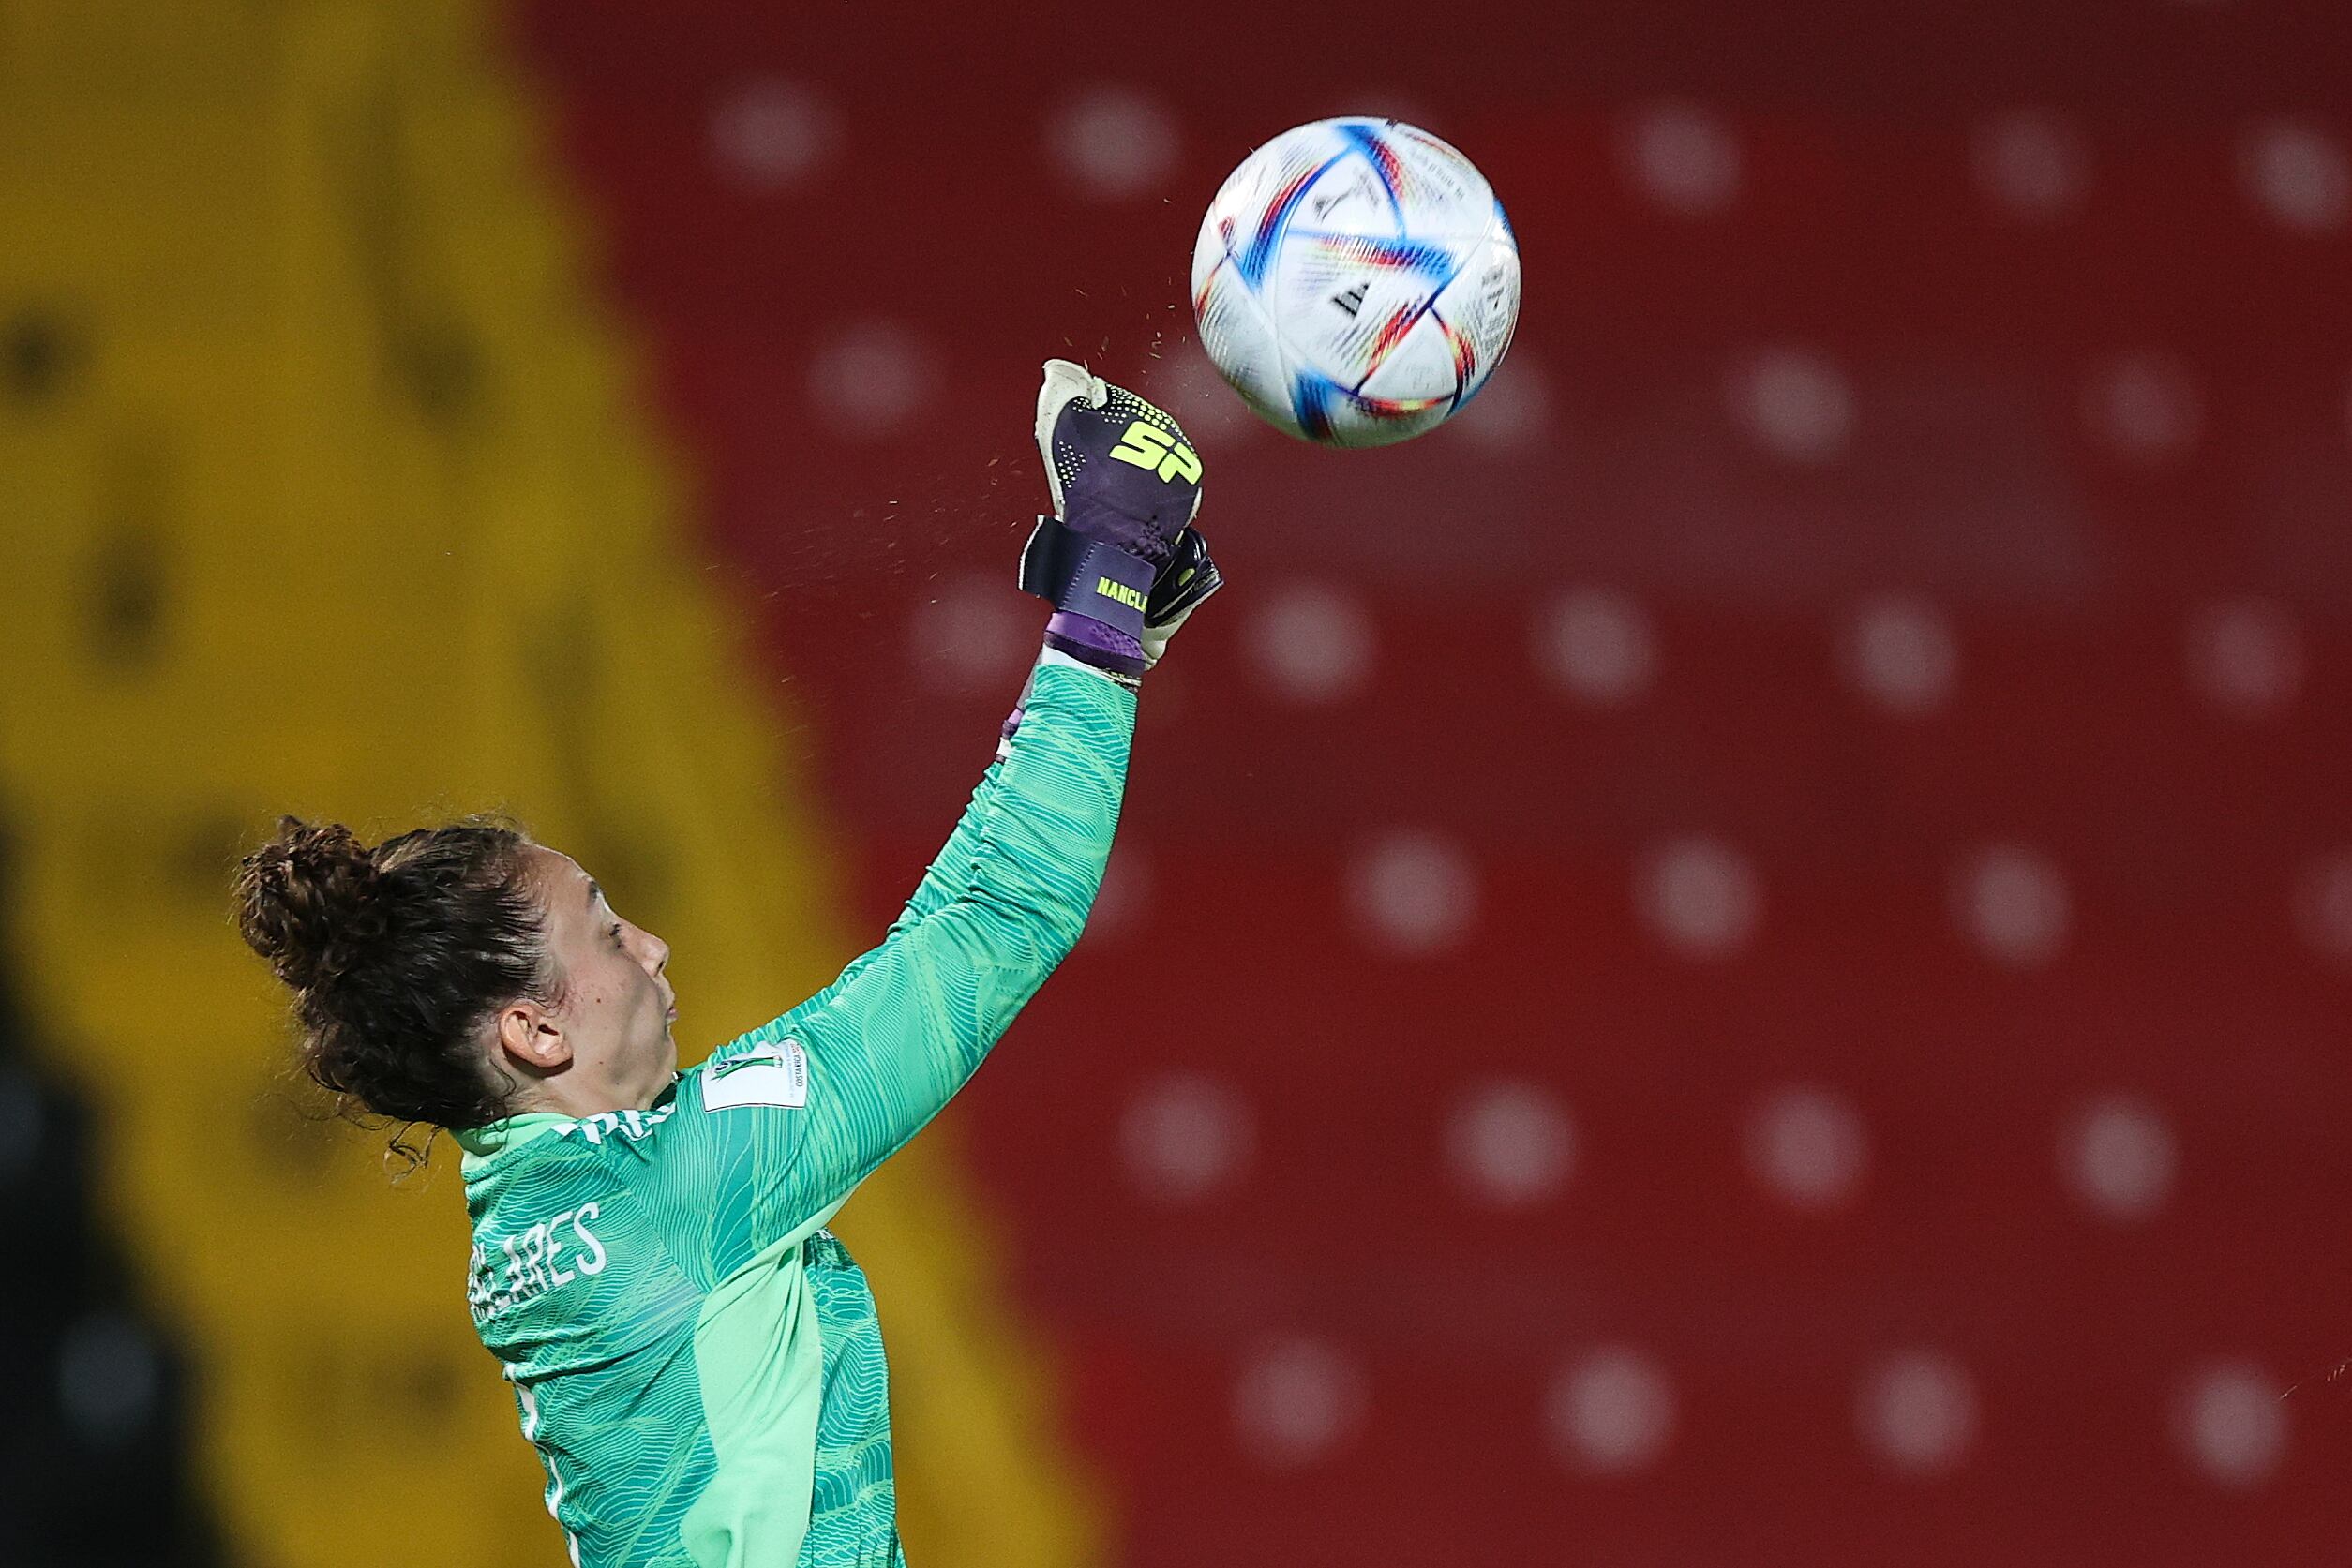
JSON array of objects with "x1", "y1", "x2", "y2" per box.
[
  {"x1": 1020, "y1": 359, "x2": 1220, "y2": 679},
  {"x1": 1139, "y1": 522, "x2": 1221, "y2": 671}
]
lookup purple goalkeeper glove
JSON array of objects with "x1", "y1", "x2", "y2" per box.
[{"x1": 1020, "y1": 359, "x2": 1219, "y2": 679}]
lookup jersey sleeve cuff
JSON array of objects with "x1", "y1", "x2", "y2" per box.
[{"x1": 1038, "y1": 645, "x2": 1142, "y2": 689}]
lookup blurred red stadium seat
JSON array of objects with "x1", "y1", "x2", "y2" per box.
[{"x1": 517, "y1": 1, "x2": 2352, "y2": 1559}]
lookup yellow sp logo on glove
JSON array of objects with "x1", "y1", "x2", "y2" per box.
[{"x1": 1106, "y1": 420, "x2": 1204, "y2": 485}]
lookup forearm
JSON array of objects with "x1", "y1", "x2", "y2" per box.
[
  {"x1": 899, "y1": 761, "x2": 1004, "y2": 920},
  {"x1": 885, "y1": 653, "x2": 1063, "y2": 930},
  {"x1": 764, "y1": 666, "x2": 1056, "y2": 1020},
  {"x1": 941, "y1": 651, "x2": 1133, "y2": 958},
  {"x1": 766, "y1": 652, "x2": 1132, "y2": 1202},
  {"x1": 700, "y1": 354, "x2": 1205, "y2": 1224}
]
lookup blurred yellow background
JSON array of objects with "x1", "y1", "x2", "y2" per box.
[{"x1": 0, "y1": 2, "x2": 1094, "y2": 1561}]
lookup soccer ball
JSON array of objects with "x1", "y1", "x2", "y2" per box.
[{"x1": 1191, "y1": 117, "x2": 1521, "y2": 448}]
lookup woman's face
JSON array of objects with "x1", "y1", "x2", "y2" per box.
[{"x1": 521, "y1": 846, "x2": 678, "y2": 1113}]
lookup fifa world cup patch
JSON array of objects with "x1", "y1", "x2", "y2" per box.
[{"x1": 702, "y1": 1040, "x2": 809, "y2": 1111}]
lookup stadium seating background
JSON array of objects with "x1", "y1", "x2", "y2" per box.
[
  {"x1": 515, "y1": 1, "x2": 2352, "y2": 1563},
  {"x1": 6, "y1": 0, "x2": 2351, "y2": 1561}
]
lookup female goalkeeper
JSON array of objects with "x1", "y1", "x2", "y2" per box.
[{"x1": 233, "y1": 362, "x2": 1217, "y2": 1568}]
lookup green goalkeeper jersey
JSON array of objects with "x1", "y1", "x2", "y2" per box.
[{"x1": 455, "y1": 656, "x2": 1133, "y2": 1567}]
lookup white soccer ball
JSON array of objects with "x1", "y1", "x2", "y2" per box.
[{"x1": 1191, "y1": 117, "x2": 1521, "y2": 448}]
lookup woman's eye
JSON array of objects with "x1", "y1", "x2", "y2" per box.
[{"x1": 610, "y1": 922, "x2": 626, "y2": 944}]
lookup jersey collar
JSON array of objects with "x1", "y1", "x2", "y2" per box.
[
  {"x1": 453, "y1": 1113, "x2": 577, "y2": 1166},
  {"x1": 454, "y1": 1076, "x2": 688, "y2": 1168}
]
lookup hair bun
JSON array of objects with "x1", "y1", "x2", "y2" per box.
[{"x1": 233, "y1": 817, "x2": 384, "y2": 992}]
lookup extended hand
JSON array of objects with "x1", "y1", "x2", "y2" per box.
[{"x1": 1020, "y1": 360, "x2": 1220, "y2": 678}]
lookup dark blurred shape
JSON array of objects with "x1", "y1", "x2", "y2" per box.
[
  {"x1": 1, "y1": 305, "x2": 86, "y2": 410},
  {"x1": 86, "y1": 429, "x2": 175, "y2": 673},
  {"x1": 86, "y1": 524, "x2": 167, "y2": 672},
  {"x1": 401, "y1": 319, "x2": 486, "y2": 426},
  {"x1": 0, "y1": 825, "x2": 220, "y2": 1566}
]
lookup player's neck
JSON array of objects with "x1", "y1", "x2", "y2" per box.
[{"x1": 508, "y1": 1071, "x2": 655, "y2": 1123}]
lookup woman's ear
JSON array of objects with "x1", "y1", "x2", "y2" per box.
[{"x1": 495, "y1": 1000, "x2": 572, "y2": 1075}]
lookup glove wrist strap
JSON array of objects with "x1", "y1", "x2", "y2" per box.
[{"x1": 1021, "y1": 515, "x2": 1153, "y2": 677}]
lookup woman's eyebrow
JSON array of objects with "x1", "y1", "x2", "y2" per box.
[{"x1": 586, "y1": 878, "x2": 603, "y2": 908}]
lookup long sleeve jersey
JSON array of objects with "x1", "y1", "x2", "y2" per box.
[{"x1": 454, "y1": 654, "x2": 1134, "y2": 1567}]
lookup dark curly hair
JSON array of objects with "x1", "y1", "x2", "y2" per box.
[{"x1": 234, "y1": 814, "x2": 558, "y2": 1167}]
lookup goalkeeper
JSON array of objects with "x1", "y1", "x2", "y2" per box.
[{"x1": 232, "y1": 361, "x2": 1219, "y2": 1567}]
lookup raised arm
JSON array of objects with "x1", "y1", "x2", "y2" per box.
[
  {"x1": 711, "y1": 653, "x2": 1131, "y2": 1204},
  {"x1": 786, "y1": 754, "x2": 1009, "y2": 1017},
  {"x1": 754, "y1": 359, "x2": 1222, "y2": 1023},
  {"x1": 653, "y1": 360, "x2": 1224, "y2": 1267}
]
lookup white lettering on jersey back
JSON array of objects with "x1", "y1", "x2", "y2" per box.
[
  {"x1": 469, "y1": 1201, "x2": 608, "y2": 1323},
  {"x1": 702, "y1": 1041, "x2": 809, "y2": 1111}
]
